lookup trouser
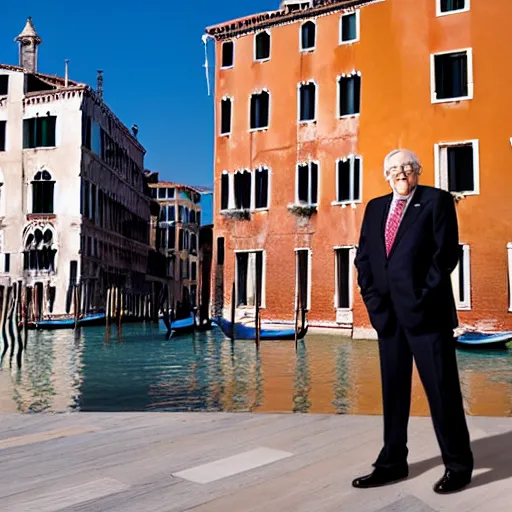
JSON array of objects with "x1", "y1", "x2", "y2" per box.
[{"x1": 374, "y1": 323, "x2": 473, "y2": 474}]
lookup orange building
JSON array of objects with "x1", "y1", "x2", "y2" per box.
[{"x1": 206, "y1": 0, "x2": 512, "y2": 337}]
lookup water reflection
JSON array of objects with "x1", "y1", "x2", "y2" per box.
[{"x1": 0, "y1": 326, "x2": 510, "y2": 416}]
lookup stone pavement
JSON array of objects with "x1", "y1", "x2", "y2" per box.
[{"x1": 0, "y1": 412, "x2": 511, "y2": 511}]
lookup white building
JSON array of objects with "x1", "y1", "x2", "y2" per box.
[{"x1": 0, "y1": 18, "x2": 152, "y2": 319}]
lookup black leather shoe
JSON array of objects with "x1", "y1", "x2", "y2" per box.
[
  {"x1": 433, "y1": 470, "x2": 472, "y2": 494},
  {"x1": 352, "y1": 467, "x2": 409, "y2": 489}
]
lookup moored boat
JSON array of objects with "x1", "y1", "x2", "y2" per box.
[
  {"x1": 160, "y1": 313, "x2": 196, "y2": 337},
  {"x1": 26, "y1": 312, "x2": 106, "y2": 330},
  {"x1": 456, "y1": 330, "x2": 512, "y2": 349},
  {"x1": 215, "y1": 317, "x2": 308, "y2": 341}
]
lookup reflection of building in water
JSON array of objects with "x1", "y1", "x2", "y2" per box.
[{"x1": 0, "y1": 331, "x2": 81, "y2": 412}]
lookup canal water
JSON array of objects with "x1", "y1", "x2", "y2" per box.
[{"x1": 0, "y1": 325, "x2": 511, "y2": 416}]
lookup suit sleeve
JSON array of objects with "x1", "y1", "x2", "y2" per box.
[
  {"x1": 354, "y1": 202, "x2": 375, "y2": 297},
  {"x1": 418, "y1": 191, "x2": 459, "y2": 299}
]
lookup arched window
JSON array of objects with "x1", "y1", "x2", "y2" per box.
[
  {"x1": 23, "y1": 226, "x2": 57, "y2": 271},
  {"x1": 32, "y1": 170, "x2": 55, "y2": 214}
]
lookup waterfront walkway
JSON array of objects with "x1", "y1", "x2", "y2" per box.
[{"x1": 0, "y1": 413, "x2": 511, "y2": 511}]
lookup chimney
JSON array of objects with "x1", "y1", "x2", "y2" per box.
[
  {"x1": 97, "y1": 69, "x2": 104, "y2": 99},
  {"x1": 64, "y1": 59, "x2": 69, "y2": 87},
  {"x1": 15, "y1": 17, "x2": 42, "y2": 73}
]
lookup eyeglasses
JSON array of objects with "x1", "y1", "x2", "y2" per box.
[{"x1": 386, "y1": 164, "x2": 416, "y2": 178}]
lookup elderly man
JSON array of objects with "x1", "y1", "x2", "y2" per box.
[{"x1": 353, "y1": 149, "x2": 473, "y2": 494}]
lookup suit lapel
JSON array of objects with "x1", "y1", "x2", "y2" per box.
[
  {"x1": 388, "y1": 186, "x2": 425, "y2": 260},
  {"x1": 380, "y1": 195, "x2": 393, "y2": 259}
]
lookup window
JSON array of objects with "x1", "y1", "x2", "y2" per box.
[
  {"x1": 0, "y1": 121, "x2": 5, "y2": 151},
  {"x1": 298, "y1": 82, "x2": 316, "y2": 122},
  {"x1": 236, "y1": 250, "x2": 265, "y2": 307},
  {"x1": 254, "y1": 31, "x2": 271, "y2": 61},
  {"x1": 0, "y1": 253, "x2": 10, "y2": 273},
  {"x1": 23, "y1": 116, "x2": 57, "y2": 148},
  {"x1": 437, "y1": 0, "x2": 469, "y2": 16},
  {"x1": 508, "y1": 243, "x2": 512, "y2": 312},
  {"x1": 191, "y1": 261, "x2": 197, "y2": 281},
  {"x1": 297, "y1": 162, "x2": 319, "y2": 206},
  {"x1": 222, "y1": 41, "x2": 234, "y2": 68},
  {"x1": 435, "y1": 140, "x2": 479, "y2": 195},
  {"x1": 300, "y1": 21, "x2": 316, "y2": 51},
  {"x1": 451, "y1": 244, "x2": 471, "y2": 310},
  {"x1": 431, "y1": 49, "x2": 473, "y2": 102},
  {"x1": 255, "y1": 167, "x2": 269, "y2": 209},
  {"x1": 217, "y1": 237, "x2": 225, "y2": 265},
  {"x1": 159, "y1": 205, "x2": 175, "y2": 223},
  {"x1": 23, "y1": 228, "x2": 57, "y2": 272},
  {"x1": 190, "y1": 233, "x2": 197, "y2": 253},
  {"x1": 234, "y1": 171, "x2": 251, "y2": 210},
  {"x1": 221, "y1": 172, "x2": 230, "y2": 211},
  {"x1": 179, "y1": 229, "x2": 184, "y2": 251},
  {"x1": 221, "y1": 97, "x2": 232, "y2": 135},
  {"x1": 335, "y1": 247, "x2": 354, "y2": 309},
  {"x1": 250, "y1": 91, "x2": 270, "y2": 130},
  {"x1": 32, "y1": 170, "x2": 54, "y2": 214},
  {"x1": 0, "y1": 75, "x2": 8, "y2": 95},
  {"x1": 157, "y1": 187, "x2": 174, "y2": 200},
  {"x1": 340, "y1": 11, "x2": 359, "y2": 44},
  {"x1": 336, "y1": 156, "x2": 361, "y2": 203},
  {"x1": 295, "y1": 249, "x2": 311, "y2": 310},
  {"x1": 338, "y1": 74, "x2": 361, "y2": 117}
]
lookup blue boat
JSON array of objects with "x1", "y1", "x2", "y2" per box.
[
  {"x1": 27, "y1": 312, "x2": 106, "y2": 330},
  {"x1": 456, "y1": 330, "x2": 512, "y2": 349},
  {"x1": 160, "y1": 313, "x2": 195, "y2": 337},
  {"x1": 215, "y1": 317, "x2": 308, "y2": 341}
]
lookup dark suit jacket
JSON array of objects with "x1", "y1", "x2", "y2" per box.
[{"x1": 354, "y1": 185, "x2": 459, "y2": 336}]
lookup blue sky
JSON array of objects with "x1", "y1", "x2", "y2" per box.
[{"x1": 1, "y1": 0, "x2": 278, "y2": 186}]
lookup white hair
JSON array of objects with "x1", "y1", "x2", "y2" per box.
[{"x1": 383, "y1": 149, "x2": 422, "y2": 179}]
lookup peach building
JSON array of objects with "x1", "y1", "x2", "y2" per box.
[{"x1": 205, "y1": 0, "x2": 512, "y2": 337}]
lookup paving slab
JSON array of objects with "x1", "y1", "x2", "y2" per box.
[{"x1": 0, "y1": 413, "x2": 510, "y2": 511}]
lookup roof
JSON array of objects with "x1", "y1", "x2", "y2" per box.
[
  {"x1": 205, "y1": 0, "x2": 379, "y2": 40},
  {"x1": 149, "y1": 181, "x2": 212, "y2": 195},
  {"x1": 0, "y1": 64, "x2": 144, "y2": 153},
  {"x1": 0, "y1": 63, "x2": 83, "y2": 88},
  {"x1": 15, "y1": 17, "x2": 42, "y2": 43}
]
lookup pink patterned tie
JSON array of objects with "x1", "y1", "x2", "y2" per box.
[{"x1": 385, "y1": 199, "x2": 407, "y2": 257}]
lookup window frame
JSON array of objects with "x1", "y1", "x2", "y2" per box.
[
  {"x1": 339, "y1": 10, "x2": 360, "y2": 45},
  {"x1": 23, "y1": 115, "x2": 58, "y2": 149},
  {"x1": 234, "y1": 249, "x2": 267, "y2": 308},
  {"x1": 253, "y1": 166, "x2": 271, "y2": 211},
  {"x1": 220, "y1": 170, "x2": 231, "y2": 212},
  {"x1": 430, "y1": 48, "x2": 474, "y2": 104},
  {"x1": 296, "y1": 160, "x2": 320, "y2": 206},
  {"x1": 254, "y1": 30, "x2": 271, "y2": 62},
  {"x1": 221, "y1": 40, "x2": 235, "y2": 69},
  {"x1": 451, "y1": 243, "x2": 471, "y2": 310},
  {"x1": 299, "y1": 20, "x2": 317, "y2": 52},
  {"x1": 334, "y1": 246, "x2": 356, "y2": 311},
  {"x1": 436, "y1": 0, "x2": 470, "y2": 17},
  {"x1": 295, "y1": 247, "x2": 312, "y2": 311},
  {"x1": 434, "y1": 139, "x2": 480, "y2": 196},
  {"x1": 220, "y1": 95, "x2": 233, "y2": 136},
  {"x1": 249, "y1": 89, "x2": 271, "y2": 132},
  {"x1": 333, "y1": 155, "x2": 363, "y2": 205},
  {"x1": 297, "y1": 80, "x2": 318, "y2": 124},
  {"x1": 337, "y1": 72, "x2": 362, "y2": 118}
]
